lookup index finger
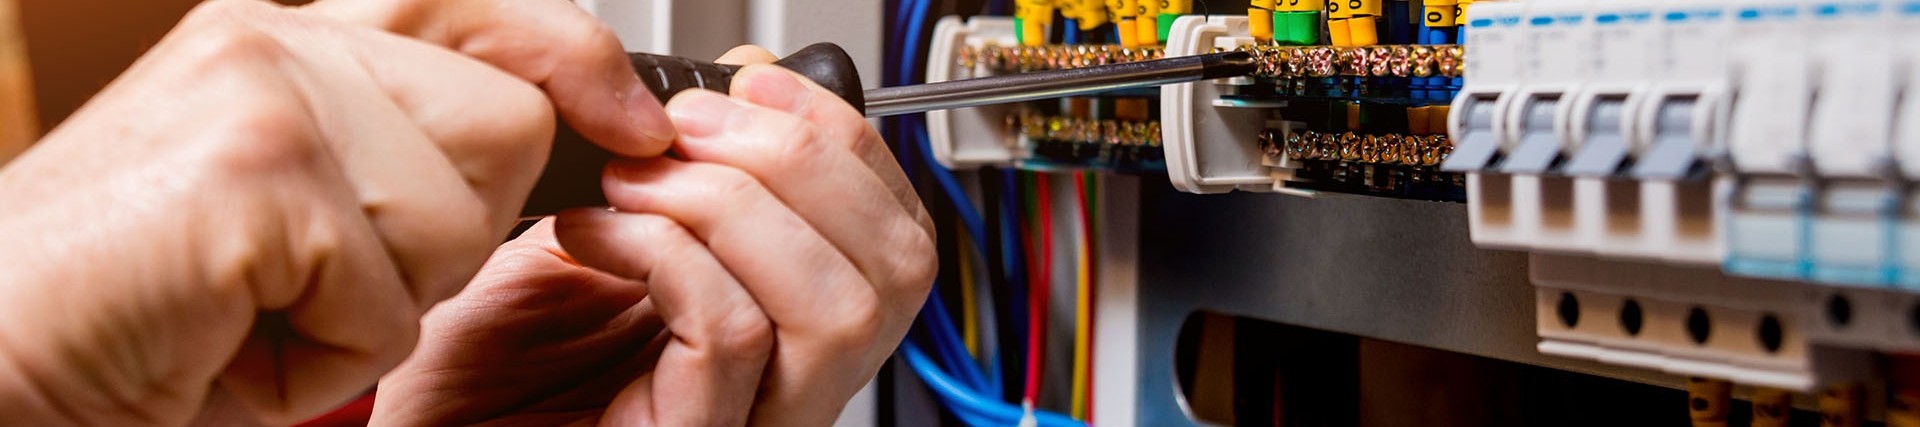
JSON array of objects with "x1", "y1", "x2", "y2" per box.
[{"x1": 305, "y1": 0, "x2": 676, "y2": 157}]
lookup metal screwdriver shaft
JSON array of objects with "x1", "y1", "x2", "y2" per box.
[
  {"x1": 859, "y1": 50, "x2": 1256, "y2": 117},
  {"x1": 622, "y1": 42, "x2": 1255, "y2": 117}
]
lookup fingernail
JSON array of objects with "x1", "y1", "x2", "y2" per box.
[
  {"x1": 740, "y1": 67, "x2": 813, "y2": 113},
  {"x1": 666, "y1": 91, "x2": 742, "y2": 139},
  {"x1": 624, "y1": 76, "x2": 679, "y2": 145}
]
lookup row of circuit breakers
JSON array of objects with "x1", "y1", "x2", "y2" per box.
[{"x1": 929, "y1": 0, "x2": 1920, "y2": 392}]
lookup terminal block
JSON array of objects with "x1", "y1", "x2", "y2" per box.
[
  {"x1": 925, "y1": 16, "x2": 1169, "y2": 172},
  {"x1": 1159, "y1": 14, "x2": 1466, "y2": 198}
]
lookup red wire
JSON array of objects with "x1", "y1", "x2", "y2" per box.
[{"x1": 1025, "y1": 172, "x2": 1052, "y2": 404}]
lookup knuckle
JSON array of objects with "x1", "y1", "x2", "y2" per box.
[
  {"x1": 888, "y1": 222, "x2": 939, "y2": 293},
  {"x1": 628, "y1": 213, "x2": 684, "y2": 240},
  {"x1": 562, "y1": 22, "x2": 625, "y2": 66},
  {"x1": 440, "y1": 80, "x2": 554, "y2": 204},
  {"x1": 828, "y1": 113, "x2": 878, "y2": 150},
  {"x1": 582, "y1": 25, "x2": 624, "y2": 57},
  {"x1": 825, "y1": 290, "x2": 884, "y2": 350},
  {"x1": 182, "y1": 0, "x2": 272, "y2": 26},
  {"x1": 508, "y1": 86, "x2": 558, "y2": 144},
  {"x1": 749, "y1": 116, "x2": 823, "y2": 170},
  {"x1": 178, "y1": 1, "x2": 287, "y2": 63},
  {"x1": 711, "y1": 304, "x2": 775, "y2": 360},
  {"x1": 698, "y1": 164, "x2": 768, "y2": 203},
  {"x1": 202, "y1": 106, "x2": 324, "y2": 180}
]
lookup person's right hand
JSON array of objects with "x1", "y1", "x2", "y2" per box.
[
  {"x1": 366, "y1": 47, "x2": 940, "y2": 427},
  {"x1": 0, "y1": 0, "x2": 565, "y2": 424}
]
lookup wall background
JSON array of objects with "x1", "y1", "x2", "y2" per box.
[{"x1": 17, "y1": 0, "x2": 311, "y2": 131}]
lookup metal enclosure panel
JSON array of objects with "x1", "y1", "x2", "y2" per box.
[
  {"x1": 579, "y1": 0, "x2": 748, "y2": 61},
  {"x1": 1127, "y1": 179, "x2": 1681, "y2": 425},
  {"x1": 747, "y1": 0, "x2": 884, "y2": 90}
]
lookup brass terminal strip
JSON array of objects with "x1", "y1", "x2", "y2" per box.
[
  {"x1": 957, "y1": 43, "x2": 1459, "y2": 79},
  {"x1": 1259, "y1": 129, "x2": 1452, "y2": 167},
  {"x1": 1008, "y1": 113, "x2": 1163, "y2": 148},
  {"x1": 962, "y1": 44, "x2": 1166, "y2": 73},
  {"x1": 1241, "y1": 44, "x2": 1464, "y2": 79}
]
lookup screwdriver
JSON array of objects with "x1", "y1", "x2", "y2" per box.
[{"x1": 521, "y1": 43, "x2": 1256, "y2": 216}]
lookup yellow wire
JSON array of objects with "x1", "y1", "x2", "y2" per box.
[
  {"x1": 1069, "y1": 175, "x2": 1094, "y2": 420},
  {"x1": 960, "y1": 233, "x2": 980, "y2": 358}
]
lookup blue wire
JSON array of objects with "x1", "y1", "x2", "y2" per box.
[
  {"x1": 895, "y1": 0, "x2": 1028, "y2": 412},
  {"x1": 903, "y1": 343, "x2": 1089, "y2": 427},
  {"x1": 907, "y1": 342, "x2": 1001, "y2": 427},
  {"x1": 890, "y1": 2, "x2": 912, "y2": 63},
  {"x1": 923, "y1": 281, "x2": 990, "y2": 391},
  {"x1": 910, "y1": 121, "x2": 990, "y2": 264},
  {"x1": 900, "y1": 0, "x2": 988, "y2": 254},
  {"x1": 886, "y1": 1, "x2": 912, "y2": 166}
]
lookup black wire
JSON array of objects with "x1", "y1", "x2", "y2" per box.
[{"x1": 979, "y1": 167, "x2": 1023, "y2": 402}]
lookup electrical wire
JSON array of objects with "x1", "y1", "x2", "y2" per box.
[
  {"x1": 1024, "y1": 172, "x2": 1053, "y2": 406},
  {"x1": 899, "y1": 6, "x2": 988, "y2": 257},
  {"x1": 910, "y1": 339, "x2": 999, "y2": 427},
  {"x1": 925, "y1": 279, "x2": 990, "y2": 392},
  {"x1": 1068, "y1": 172, "x2": 1093, "y2": 421},
  {"x1": 895, "y1": 0, "x2": 1030, "y2": 415},
  {"x1": 1083, "y1": 175, "x2": 1099, "y2": 421},
  {"x1": 903, "y1": 343, "x2": 1088, "y2": 427},
  {"x1": 998, "y1": 167, "x2": 1031, "y2": 401},
  {"x1": 960, "y1": 232, "x2": 979, "y2": 358}
]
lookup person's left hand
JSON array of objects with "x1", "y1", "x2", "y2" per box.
[{"x1": 370, "y1": 47, "x2": 938, "y2": 427}]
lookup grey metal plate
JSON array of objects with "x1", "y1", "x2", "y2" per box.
[{"x1": 1129, "y1": 179, "x2": 1681, "y2": 425}]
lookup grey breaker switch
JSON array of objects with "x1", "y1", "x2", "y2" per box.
[
  {"x1": 1498, "y1": 95, "x2": 1566, "y2": 174},
  {"x1": 1633, "y1": 97, "x2": 1704, "y2": 180},
  {"x1": 1563, "y1": 96, "x2": 1632, "y2": 177},
  {"x1": 1442, "y1": 96, "x2": 1505, "y2": 172}
]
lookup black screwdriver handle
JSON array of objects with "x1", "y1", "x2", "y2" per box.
[
  {"x1": 520, "y1": 43, "x2": 865, "y2": 217},
  {"x1": 628, "y1": 43, "x2": 866, "y2": 114}
]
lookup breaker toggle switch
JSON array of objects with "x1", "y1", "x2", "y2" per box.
[
  {"x1": 1631, "y1": 97, "x2": 1709, "y2": 180},
  {"x1": 1499, "y1": 95, "x2": 1566, "y2": 174},
  {"x1": 1563, "y1": 96, "x2": 1632, "y2": 177},
  {"x1": 1443, "y1": 94, "x2": 1508, "y2": 172}
]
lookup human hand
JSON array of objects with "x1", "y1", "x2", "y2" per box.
[
  {"x1": 370, "y1": 46, "x2": 938, "y2": 427},
  {"x1": 0, "y1": 0, "x2": 563, "y2": 424}
]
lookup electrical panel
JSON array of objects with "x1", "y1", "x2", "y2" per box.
[
  {"x1": 927, "y1": 17, "x2": 1171, "y2": 173},
  {"x1": 922, "y1": 0, "x2": 1920, "y2": 422}
]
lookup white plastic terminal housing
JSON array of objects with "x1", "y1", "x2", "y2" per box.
[
  {"x1": 1627, "y1": 0, "x2": 1731, "y2": 266},
  {"x1": 926, "y1": 16, "x2": 1020, "y2": 170},
  {"x1": 1160, "y1": 15, "x2": 1282, "y2": 194},
  {"x1": 1531, "y1": 254, "x2": 1882, "y2": 391},
  {"x1": 1724, "y1": 0, "x2": 1813, "y2": 176},
  {"x1": 1451, "y1": 0, "x2": 1531, "y2": 250},
  {"x1": 1565, "y1": 0, "x2": 1659, "y2": 259}
]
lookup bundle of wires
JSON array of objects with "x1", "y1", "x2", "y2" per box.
[{"x1": 889, "y1": 0, "x2": 1090, "y2": 425}]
